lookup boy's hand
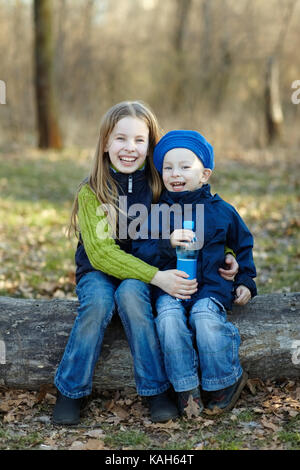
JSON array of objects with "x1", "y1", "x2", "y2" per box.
[
  {"x1": 218, "y1": 254, "x2": 239, "y2": 281},
  {"x1": 170, "y1": 229, "x2": 195, "y2": 248},
  {"x1": 234, "y1": 285, "x2": 251, "y2": 305}
]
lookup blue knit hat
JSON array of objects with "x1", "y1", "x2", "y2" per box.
[{"x1": 153, "y1": 130, "x2": 214, "y2": 174}]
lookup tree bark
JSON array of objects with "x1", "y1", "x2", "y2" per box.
[
  {"x1": 265, "y1": 56, "x2": 283, "y2": 144},
  {"x1": 0, "y1": 293, "x2": 299, "y2": 391},
  {"x1": 33, "y1": 0, "x2": 62, "y2": 149},
  {"x1": 171, "y1": 0, "x2": 192, "y2": 112}
]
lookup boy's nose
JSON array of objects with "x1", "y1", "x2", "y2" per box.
[{"x1": 171, "y1": 168, "x2": 181, "y2": 176}]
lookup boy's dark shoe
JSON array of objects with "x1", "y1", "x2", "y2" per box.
[
  {"x1": 177, "y1": 387, "x2": 204, "y2": 417},
  {"x1": 205, "y1": 371, "x2": 248, "y2": 414},
  {"x1": 147, "y1": 390, "x2": 179, "y2": 423},
  {"x1": 52, "y1": 390, "x2": 85, "y2": 425}
]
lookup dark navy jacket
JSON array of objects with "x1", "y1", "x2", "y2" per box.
[
  {"x1": 75, "y1": 166, "x2": 153, "y2": 284},
  {"x1": 132, "y1": 184, "x2": 257, "y2": 310}
]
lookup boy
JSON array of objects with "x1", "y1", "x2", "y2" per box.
[{"x1": 132, "y1": 130, "x2": 256, "y2": 416}]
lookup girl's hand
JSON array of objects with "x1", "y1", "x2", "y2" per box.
[
  {"x1": 218, "y1": 254, "x2": 239, "y2": 281},
  {"x1": 234, "y1": 285, "x2": 251, "y2": 305},
  {"x1": 170, "y1": 229, "x2": 195, "y2": 248},
  {"x1": 151, "y1": 269, "x2": 198, "y2": 300}
]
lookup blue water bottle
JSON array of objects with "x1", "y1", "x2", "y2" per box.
[{"x1": 176, "y1": 221, "x2": 199, "y2": 280}]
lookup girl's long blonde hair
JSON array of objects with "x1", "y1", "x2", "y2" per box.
[{"x1": 68, "y1": 100, "x2": 163, "y2": 239}]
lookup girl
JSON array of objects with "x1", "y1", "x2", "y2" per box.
[{"x1": 52, "y1": 101, "x2": 238, "y2": 425}]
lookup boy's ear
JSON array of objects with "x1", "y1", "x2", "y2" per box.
[{"x1": 201, "y1": 168, "x2": 212, "y2": 183}]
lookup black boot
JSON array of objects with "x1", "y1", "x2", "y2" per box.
[
  {"x1": 52, "y1": 390, "x2": 84, "y2": 425},
  {"x1": 205, "y1": 371, "x2": 248, "y2": 414},
  {"x1": 147, "y1": 390, "x2": 179, "y2": 423}
]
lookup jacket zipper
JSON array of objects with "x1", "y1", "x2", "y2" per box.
[{"x1": 128, "y1": 174, "x2": 133, "y2": 193}]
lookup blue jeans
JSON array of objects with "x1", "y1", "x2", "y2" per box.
[
  {"x1": 155, "y1": 295, "x2": 243, "y2": 392},
  {"x1": 54, "y1": 271, "x2": 170, "y2": 398}
]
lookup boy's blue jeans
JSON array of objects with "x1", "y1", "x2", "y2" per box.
[
  {"x1": 155, "y1": 295, "x2": 243, "y2": 392},
  {"x1": 54, "y1": 271, "x2": 170, "y2": 398}
]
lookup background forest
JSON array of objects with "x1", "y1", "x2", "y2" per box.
[{"x1": 0, "y1": 0, "x2": 300, "y2": 148}]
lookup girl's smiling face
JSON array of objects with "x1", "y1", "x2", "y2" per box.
[
  {"x1": 105, "y1": 116, "x2": 149, "y2": 173},
  {"x1": 162, "y1": 148, "x2": 212, "y2": 192}
]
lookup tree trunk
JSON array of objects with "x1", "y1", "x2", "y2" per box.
[
  {"x1": 171, "y1": 0, "x2": 192, "y2": 112},
  {"x1": 33, "y1": 0, "x2": 62, "y2": 149},
  {"x1": 265, "y1": 56, "x2": 283, "y2": 144},
  {"x1": 0, "y1": 293, "x2": 299, "y2": 391}
]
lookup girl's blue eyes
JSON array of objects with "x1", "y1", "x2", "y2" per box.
[{"x1": 116, "y1": 137, "x2": 145, "y2": 143}]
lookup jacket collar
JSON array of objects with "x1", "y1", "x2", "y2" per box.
[
  {"x1": 109, "y1": 164, "x2": 147, "y2": 184},
  {"x1": 160, "y1": 184, "x2": 214, "y2": 204}
]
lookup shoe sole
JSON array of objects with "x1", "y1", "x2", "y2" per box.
[
  {"x1": 204, "y1": 371, "x2": 248, "y2": 415},
  {"x1": 150, "y1": 414, "x2": 179, "y2": 423},
  {"x1": 151, "y1": 411, "x2": 180, "y2": 423},
  {"x1": 52, "y1": 417, "x2": 80, "y2": 426}
]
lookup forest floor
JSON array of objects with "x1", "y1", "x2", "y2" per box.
[
  {"x1": 0, "y1": 378, "x2": 299, "y2": 451},
  {"x1": 0, "y1": 144, "x2": 299, "y2": 450}
]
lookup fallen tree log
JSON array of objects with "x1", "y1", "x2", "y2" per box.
[{"x1": 0, "y1": 293, "x2": 299, "y2": 391}]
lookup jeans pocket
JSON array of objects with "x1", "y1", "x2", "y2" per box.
[{"x1": 209, "y1": 297, "x2": 226, "y2": 316}]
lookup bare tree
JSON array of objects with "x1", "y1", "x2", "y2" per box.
[
  {"x1": 265, "y1": 0, "x2": 297, "y2": 144},
  {"x1": 33, "y1": 0, "x2": 62, "y2": 149},
  {"x1": 171, "y1": 0, "x2": 193, "y2": 112}
]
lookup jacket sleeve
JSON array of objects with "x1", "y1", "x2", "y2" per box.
[
  {"x1": 77, "y1": 185, "x2": 158, "y2": 283},
  {"x1": 226, "y1": 205, "x2": 257, "y2": 297},
  {"x1": 132, "y1": 237, "x2": 175, "y2": 269},
  {"x1": 131, "y1": 206, "x2": 176, "y2": 269}
]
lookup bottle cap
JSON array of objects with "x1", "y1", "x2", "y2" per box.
[{"x1": 183, "y1": 220, "x2": 194, "y2": 230}]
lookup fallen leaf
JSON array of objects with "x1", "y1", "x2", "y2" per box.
[
  {"x1": 69, "y1": 441, "x2": 85, "y2": 450},
  {"x1": 84, "y1": 439, "x2": 105, "y2": 450},
  {"x1": 84, "y1": 429, "x2": 105, "y2": 439},
  {"x1": 185, "y1": 395, "x2": 202, "y2": 419},
  {"x1": 146, "y1": 420, "x2": 181, "y2": 430},
  {"x1": 202, "y1": 419, "x2": 215, "y2": 428},
  {"x1": 247, "y1": 378, "x2": 265, "y2": 395},
  {"x1": 253, "y1": 407, "x2": 265, "y2": 414},
  {"x1": 204, "y1": 407, "x2": 222, "y2": 416},
  {"x1": 261, "y1": 418, "x2": 281, "y2": 432},
  {"x1": 111, "y1": 404, "x2": 129, "y2": 420},
  {"x1": 285, "y1": 381, "x2": 295, "y2": 390}
]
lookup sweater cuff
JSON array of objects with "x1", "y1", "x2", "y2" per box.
[{"x1": 225, "y1": 246, "x2": 236, "y2": 258}]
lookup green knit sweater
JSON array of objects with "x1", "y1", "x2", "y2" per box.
[{"x1": 77, "y1": 184, "x2": 159, "y2": 283}]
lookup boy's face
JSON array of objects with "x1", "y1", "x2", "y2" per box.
[{"x1": 162, "y1": 148, "x2": 212, "y2": 192}]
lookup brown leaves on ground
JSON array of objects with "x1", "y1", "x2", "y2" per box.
[
  {"x1": 0, "y1": 378, "x2": 299, "y2": 450},
  {"x1": 184, "y1": 394, "x2": 203, "y2": 419}
]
